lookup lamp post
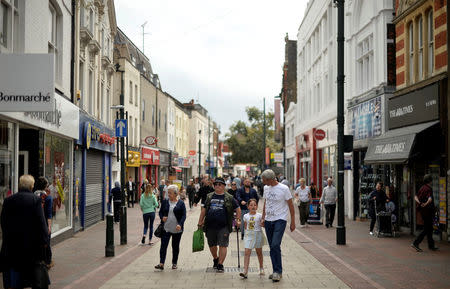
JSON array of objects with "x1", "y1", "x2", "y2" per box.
[
  {"x1": 114, "y1": 63, "x2": 127, "y2": 245},
  {"x1": 198, "y1": 130, "x2": 201, "y2": 178},
  {"x1": 334, "y1": 0, "x2": 346, "y2": 245}
]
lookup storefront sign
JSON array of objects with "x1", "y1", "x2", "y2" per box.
[
  {"x1": 144, "y1": 136, "x2": 158, "y2": 146},
  {"x1": 314, "y1": 129, "x2": 326, "y2": 141},
  {"x1": 273, "y1": 153, "x2": 283, "y2": 163},
  {"x1": 1, "y1": 93, "x2": 79, "y2": 139},
  {"x1": 126, "y1": 151, "x2": 140, "y2": 167},
  {"x1": 172, "y1": 152, "x2": 179, "y2": 166},
  {"x1": 388, "y1": 83, "x2": 439, "y2": 129},
  {"x1": 178, "y1": 157, "x2": 190, "y2": 168},
  {"x1": 0, "y1": 54, "x2": 54, "y2": 112},
  {"x1": 159, "y1": 151, "x2": 170, "y2": 166},
  {"x1": 76, "y1": 111, "x2": 115, "y2": 153},
  {"x1": 189, "y1": 150, "x2": 196, "y2": 156},
  {"x1": 307, "y1": 199, "x2": 322, "y2": 224},
  {"x1": 141, "y1": 147, "x2": 160, "y2": 165},
  {"x1": 348, "y1": 96, "x2": 382, "y2": 140}
]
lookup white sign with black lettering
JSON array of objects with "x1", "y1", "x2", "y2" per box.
[{"x1": 0, "y1": 54, "x2": 54, "y2": 112}]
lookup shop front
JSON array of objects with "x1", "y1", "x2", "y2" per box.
[
  {"x1": 0, "y1": 93, "x2": 79, "y2": 241},
  {"x1": 364, "y1": 81, "x2": 446, "y2": 236},
  {"x1": 159, "y1": 150, "x2": 170, "y2": 183},
  {"x1": 76, "y1": 112, "x2": 115, "y2": 229},
  {"x1": 140, "y1": 146, "x2": 160, "y2": 190},
  {"x1": 126, "y1": 149, "x2": 140, "y2": 186}
]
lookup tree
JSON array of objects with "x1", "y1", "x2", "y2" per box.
[{"x1": 225, "y1": 106, "x2": 281, "y2": 168}]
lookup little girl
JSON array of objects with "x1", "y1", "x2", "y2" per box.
[{"x1": 239, "y1": 198, "x2": 266, "y2": 278}]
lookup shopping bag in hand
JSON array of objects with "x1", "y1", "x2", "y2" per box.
[{"x1": 192, "y1": 227, "x2": 204, "y2": 252}]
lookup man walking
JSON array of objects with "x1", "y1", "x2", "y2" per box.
[
  {"x1": 412, "y1": 174, "x2": 438, "y2": 252},
  {"x1": 236, "y1": 178, "x2": 259, "y2": 239},
  {"x1": 320, "y1": 178, "x2": 337, "y2": 228},
  {"x1": 261, "y1": 169, "x2": 295, "y2": 282},
  {"x1": 186, "y1": 179, "x2": 196, "y2": 209},
  {"x1": 127, "y1": 177, "x2": 136, "y2": 208},
  {"x1": 198, "y1": 177, "x2": 241, "y2": 272}
]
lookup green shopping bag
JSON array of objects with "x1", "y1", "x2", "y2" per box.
[{"x1": 192, "y1": 227, "x2": 204, "y2": 252}]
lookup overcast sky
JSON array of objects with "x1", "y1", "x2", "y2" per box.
[{"x1": 115, "y1": 0, "x2": 307, "y2": 136}]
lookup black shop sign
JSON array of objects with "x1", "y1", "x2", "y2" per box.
[{"x1": 388, "y1": 83, "x2": 439, "y2": 130}]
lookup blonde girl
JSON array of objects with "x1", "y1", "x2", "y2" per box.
[{"x1": 140, "y1": 183, "x2": 159, "y2": 245}]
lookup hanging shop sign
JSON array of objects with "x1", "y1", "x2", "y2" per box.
[
  {"x1": 178, "y1": 157, "x2": 190, "y2": 168},
  {"x1": 348, "y1": 96, "x2": 382, "y2": 140},
  {"x1": 1, "y1": 93, "x2": 79, "y2": 139},
  {"x1": 159, "y1": 151, "x2": 170, "y2": 166},
  {"x1": 144, "y1": 136, "x2": 158, "y2": 146},
  {"x1": 141, "y1": 147, "x2": 160, "y2": 165},
  {"x1": 388, "y1": 83, "x2": 439, "y2": 130},
  {"x1": 171, "y1": 152, "x2": 179, "y2": 166},
  {"x1": 189, "y1": 150, "x2": 196, "y2": 156},
  {"x1": 273, "y1": 153, "x2": 283, "y2": 163},
  {"x1": 126, "y1": 151, "x2": 141, "y2": 167},
  {"x1": 76, "y1": 111, "x2": 115, "y2": 153},
  {"x1": 0, "y1": 54, "x2": 54, "y2": 112}
]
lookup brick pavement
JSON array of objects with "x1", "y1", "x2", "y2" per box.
[
  {"x1": 289, "y1": 206, "x2": 450, "y2": 289},
  {"x1": 99, "y1": 204, "x2": 349, "y2": 289}
]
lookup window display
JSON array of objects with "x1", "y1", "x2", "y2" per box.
[
  {"x1": 45, "y1": 133, "x2": 72, "y2": 234},
  {"x1": 0, "y1": 120, "x2": 15, "y2": 243}
]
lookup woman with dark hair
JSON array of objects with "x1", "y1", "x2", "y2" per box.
[{"x1": 34, "y1": 176, "x2": 53, "y2": 269}]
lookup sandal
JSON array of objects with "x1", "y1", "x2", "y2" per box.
[
  {"x1": 154, "y1": 264, "x2": 164, "y2": 270},
  {"x1": 239, "y1": 272, "x2": 248, "y2": 279},
  {"x1": 172, "y1": 264, "x2": 177, "y2": 270}
]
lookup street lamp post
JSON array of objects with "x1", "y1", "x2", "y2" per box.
[
  {"x1": 114, "y1": 63, "x2": 127, "y2": 245},
  {"x1": 335, "y1": 0, "x2": 346, "y2": 245},
  {"x1": 198, "y1": 130, "x2": 201, "y2": 178}
]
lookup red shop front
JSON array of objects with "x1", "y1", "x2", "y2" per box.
[
  {"x1": 140, "y1": 146, "x2": 160, "y2": 197},
  {"x1": 296, "y1": 128, "x2": 323, "y2": 195}
]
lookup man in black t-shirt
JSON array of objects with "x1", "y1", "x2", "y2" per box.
[{"x1": 198, "y1": 177, "x2": 240, "y2": 273}]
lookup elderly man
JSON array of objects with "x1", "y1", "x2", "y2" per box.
[
  {"x1": 261, "y1": 169, "x2": 295, "y2": 282},
  {"x1": 320, "y1": 178, "x2": 337, "y2": 228},
  {"x1": 1, "y1": 175, "x2": 49, "y2": 288},
  {"x1": 198, "y1": 177, "x2": 241, "y2": 273}
]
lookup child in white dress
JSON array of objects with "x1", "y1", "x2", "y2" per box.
[{"x1": 239, "y1": 199, "x2": 266, "y2": 278}]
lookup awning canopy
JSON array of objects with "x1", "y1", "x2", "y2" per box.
[
  {"x1": 364, "y1": 121, "x2": 439, "y2": 164},
  {"x1": 172, "y1": 166, "x2": 182, "y2": 172}
]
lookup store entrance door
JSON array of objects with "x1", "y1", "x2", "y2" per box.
[{"x1": 18, "y1": 128, "x2": 43, "y2": 179}]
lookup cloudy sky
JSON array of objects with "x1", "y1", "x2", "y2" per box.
[{"x1": 115, "y1": 0, "x2": 307, "y2": 136}]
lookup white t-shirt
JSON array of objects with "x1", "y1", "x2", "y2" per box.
[
  {"x1": 263, "y1": 183, "x2": 292, "y2": 221},
  {"x1": 295, "y1": 186, "x2": 310, "y2": 202},
  {"x1": 244, "y1": 212, "x2": 262, "y2": 232}
]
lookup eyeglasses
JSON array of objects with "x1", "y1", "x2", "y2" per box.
[
  {"x1": 231, "y1": 184, "x2": 236, "y2": 186},
  {"x1": 214, "y1": 183, "x2": 225, "y2": 186}
]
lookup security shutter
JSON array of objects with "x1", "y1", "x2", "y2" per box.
[{"x1": 85, "y1": 151, "x2": 103, "y2": 228}]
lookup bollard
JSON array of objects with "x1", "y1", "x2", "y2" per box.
[{"x1": 105, "y1": 213, "x2": 115, "y2": 257}]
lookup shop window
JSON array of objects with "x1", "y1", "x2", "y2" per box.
[
  {"x1": 427, "y1": 10, "x2": 433, "y2": 76},
  {"x1": 45, "y1": 134, "x2": 71, "y2": 233}
]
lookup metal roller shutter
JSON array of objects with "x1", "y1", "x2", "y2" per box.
[{"x1": 85, "y1": 151, "x2": 103, "y2": 227}]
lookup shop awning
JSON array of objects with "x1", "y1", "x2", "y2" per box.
[
  {"x1": 364, "y1": 121, "x2": 439, "y2": 164},
  {"x1": 172, "y1": 166, "x2": 182, "y2": 172}
]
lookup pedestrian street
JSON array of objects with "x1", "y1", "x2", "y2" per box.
[{"x1": 99, "y1": 207, "x2": 349, "y2": 289}]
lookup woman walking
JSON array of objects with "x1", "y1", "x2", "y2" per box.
[
  {"x1": 140, "y1": 183, "x2": 159, "y2": 245},
  {"x1": 294, "y1": 178, "x2": 311, "y2": 227},
  {"x1": 155, "y1": 185, "x2": 186, "y2": 270}
]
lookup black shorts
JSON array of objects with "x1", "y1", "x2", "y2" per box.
[{"x1": 206, "y1": 227, "x2": 230, "y2": 247}]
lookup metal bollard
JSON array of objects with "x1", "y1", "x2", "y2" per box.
[
  {"x1": 105, "y1": 213, "x2": 115, "y2": 257},
  {"x1": 120, "y1": 206, "x2": 127, "y2": 245}
]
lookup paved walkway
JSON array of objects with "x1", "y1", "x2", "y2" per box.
[{"x1": 98, "y1": 206, "x2": 349, "y2": 289}]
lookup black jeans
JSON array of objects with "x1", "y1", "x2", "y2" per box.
[
  {"x1": 324, "y1": 204, "x2": 336, "y2": 226},
  {"x1": 113, "y1": 201, "x2": 121, "y2": 222},
  {"x1": 414, "y1": 213, "x2": 435, "y2": 248},
  {"x1": 188, "y1": 194, "x2": 195, "y2": 209},
  {"x1": 369, "y1": 213, "x2": 376, "y2": 232},
  {"x1": 160, "y1": 231, "x2": 183, "y2": 265},
  {"x1": 127, "y1": 190, "x2": 134, "y2": 207}
]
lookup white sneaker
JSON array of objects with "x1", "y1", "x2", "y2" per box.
[
  {"x1": 272, "y1": 272, "x2": 281, "y2": 282},
  {"x1": 369, "y1": 231, "x2": 374, "y2": 236}
]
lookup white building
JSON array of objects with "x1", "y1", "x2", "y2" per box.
[
  {"x1": 284, "y1": 101, "x2": 297, "y2": 188},
  {"x1": 185, "y1": 101, "x2": 209, "y2": 177},
  {"x1": 345, "y1": 0, "x2": 394, "y2": 219}
]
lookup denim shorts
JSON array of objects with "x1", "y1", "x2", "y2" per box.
[{"x1": 206, "y1": 227, "x2": 230, "y2": 247}]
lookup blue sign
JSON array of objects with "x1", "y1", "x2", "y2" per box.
[
  {"x1": 115, "y1": 119, "x2": 127, "y2": 137},
  {"x1": 349, "y1": 96, "x2": 382, "y2": 141}
]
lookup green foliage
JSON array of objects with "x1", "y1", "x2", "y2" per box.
[{"x1": 225, "y1": 106, "x2": 282, "y2": 167}]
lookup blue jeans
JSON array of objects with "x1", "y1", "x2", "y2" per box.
[
  {"x1": 264, "y1": 219, "x2": 286, "y2": 274},
  {"x1": 142, "y1": 212, "x2": 156, "y2": 240},
  {"x1": 160, "y1": 231, "x2": 183, "y2": 264}
]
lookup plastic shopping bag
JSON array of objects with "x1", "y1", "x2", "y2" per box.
[{"x1": 192, "y1": 227, "x2": 204, "y2": 252}]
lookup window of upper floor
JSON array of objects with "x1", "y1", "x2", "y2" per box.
[{"x1": 356, "y1": 34, "x2": 373, "y2": 93}]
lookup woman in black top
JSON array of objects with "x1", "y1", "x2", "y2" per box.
[{"x1": 109, "y1": 182, "x2": 122, "y2": 222}]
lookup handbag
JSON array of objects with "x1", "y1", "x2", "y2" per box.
[
  {"x1": 192, "y1": 227, "x2": 204, "y2": 252},
  {"x1": 154, "y1": 223, "x2": 165, "y2": 238},
  {"x1": 32, "y1": 261, "x2": 50, "y2": 289}
]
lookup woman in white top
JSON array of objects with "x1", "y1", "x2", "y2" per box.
[{"x1": 294, "y1": 178, "x2": 312, "y2": 227}]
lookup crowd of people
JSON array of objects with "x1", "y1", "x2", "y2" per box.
[{"x1": 0, "y1": 170, "x2": 440, "y2": 288}]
